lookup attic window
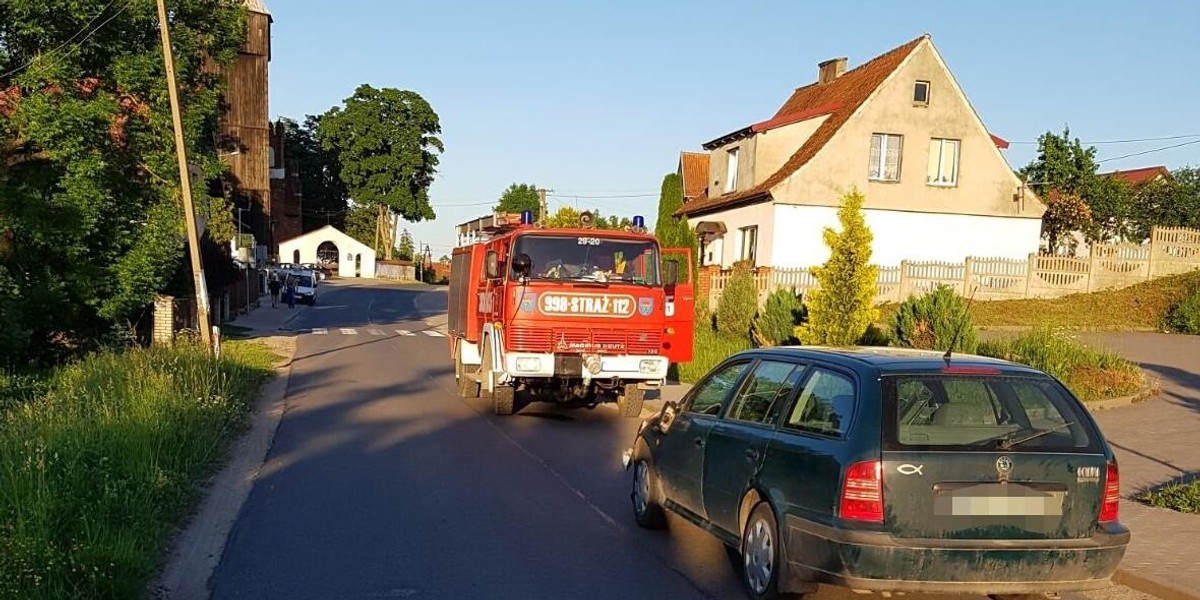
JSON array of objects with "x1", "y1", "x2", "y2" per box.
[{"x1": 914, "y1": 81, "x2": 930, "y2": 106}]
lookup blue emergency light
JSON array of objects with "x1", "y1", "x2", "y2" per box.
[
  {"x1": 521, "y1": 210, "x2": 534, "y2": 224},
  {"x1": 632, "y1": 215, "x2": 645, "y2": 229}
]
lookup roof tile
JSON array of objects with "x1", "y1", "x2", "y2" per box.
[
  {"x1": 1100, "y1": 166, "x2": 1170, "y2": 186},
  {"x1": 679, "y1": 151, "x2": 710, "y2": 200}
]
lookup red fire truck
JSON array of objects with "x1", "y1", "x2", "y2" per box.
[{"x1": 448, "y1": 210, "x2": 694, "y2": 417}]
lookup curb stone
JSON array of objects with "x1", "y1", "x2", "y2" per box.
[
  {"x1": 149, "y1": 336, "x2": 298, "y2": 600},
  {"x1": 1084, "y1": 370, "x2": 1160, "y2": 412},
  {"x1": 1113, "y1": 568, "x2": 1200, "y2": 600}
]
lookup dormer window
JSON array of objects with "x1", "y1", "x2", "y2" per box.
[
  {"x1": 914, "y1": 81, "x2": 930, "y2": 106},
  {"x1": 725, "y1": 147, "x2": 740, "y2": 193}
]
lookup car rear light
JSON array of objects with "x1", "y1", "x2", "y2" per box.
[
  {"x1": 840, "y1": 460, "x2": 884, "y2": 523},
  {"x1": 1099, "y1": 462, "x2": 1120, "y2": 523}
]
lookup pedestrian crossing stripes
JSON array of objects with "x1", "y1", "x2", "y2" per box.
[{"x1": 306, "y1": 327, "x2": 446, "y2": 337}]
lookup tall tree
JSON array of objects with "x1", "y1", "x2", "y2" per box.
[
  {"x1": 1021, "y1": 126, "x2": 1133, "y2": 243},
  {"x1": 279, "y1": 115, "x2": 348, "y2": 232},
  {"x1": 653, "y1": 172, "x2": 698, "y2": 282},
  {"x1": 396, "y1": 229, "x2": 415, "y2": 261},
  {"x1": 804, "y1": 188, "x2": 879, "y2": 346},
  {"x1": 0, "y1": 0, "x2": 246, "y2": 362},
  {"x1": 319, "y1": 84, "x2": 443, "y2": 223},
  {"x1": 495, "y1": 183, "x2": 540, "y2": 215}
]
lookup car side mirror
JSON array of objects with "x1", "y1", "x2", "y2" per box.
[
  {"x1": 485, "y1": 251, "x2": 499, "y2": 278},
  {"x1": 664, "y1": 261, "x2": 679, "y2": 286}
]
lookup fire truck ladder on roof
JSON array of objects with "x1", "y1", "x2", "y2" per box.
[{"x1": 455, "y1": 212, "x2": 528, "y2": 246}]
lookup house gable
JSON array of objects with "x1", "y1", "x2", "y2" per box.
[
  {"x1": 678, "y1": 151, "x2": 710, "y2": 200},
  {"x1": 677, "y1": 35, "x2": 925, "y2": 218},
  {"x1": 770, "y1": 37, "x2": 1045, "y2": 219}
]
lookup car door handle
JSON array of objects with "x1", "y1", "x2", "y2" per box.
[
  {"x1": 694, "y1": 437, "x2": 704, "y2": 447},
  {"x1": 745, "y1": 448, "x2": 760, "y2": 460}
]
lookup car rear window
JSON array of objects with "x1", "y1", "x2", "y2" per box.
[{"x1": 882, "y1": 373, "x2": 1101, "y2": 453}]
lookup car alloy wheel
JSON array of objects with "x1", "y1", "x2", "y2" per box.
[{"x1": 630, "y1": 458, "x2": 665, "y2": 529}]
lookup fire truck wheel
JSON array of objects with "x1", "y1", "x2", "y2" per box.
[
  {"x1": 455, "y1": 344, "x2": 479, "y2": 399},
  {"x1": 618, "y1": 384, "x2": 644, "y2": 418},
  {"x1": 493, "y1": 386, "x2": 515, "y2": 415}
]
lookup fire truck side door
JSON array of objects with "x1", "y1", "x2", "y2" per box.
[{"x1": 661, "y1": 248, "x2": 695, "y2": 363}]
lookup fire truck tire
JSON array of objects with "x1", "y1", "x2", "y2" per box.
[
  {"x1": 455, "y1": 347, "x2": 478, "y2": 399},
  {"x1": 493, "y1": 386, "x2": 515, "y2": 415},
  {"x1": 618, "y1": 384, "x2": 644, "y2": 418}
]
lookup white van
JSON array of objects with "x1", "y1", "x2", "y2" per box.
[{"x1": 289, "y1": 270, "x2": 318, "y2": 305}]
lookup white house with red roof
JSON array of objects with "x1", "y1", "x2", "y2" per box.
[{"x1": 675, "y1": 35, "x2": 1046, "y2": 269}]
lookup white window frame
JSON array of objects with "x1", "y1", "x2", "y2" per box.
[
  {"x1": 927, "y1": 138, "x2": 960, "y2": 187},
  {"x1": 725, "y1": 147, "x2": 739, "y2": 193},
  {"x1": 913, "y1": 80, "x2": 930, "y2": 106},
  {"x1": 869, "y1": 134, "x2": 903, "y2": 182},
  {"x1": 738, "y1": 225, "x2": 758, "y2": 266}
]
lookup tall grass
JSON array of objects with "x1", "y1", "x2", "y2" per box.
[
  {"x1": 976, "y1": 327, "x2": 1145, "y2": 402},
  {"x1": 0, "y1": 341, "x2": 274, "y2": 600},
  {"x1": 677, "y1": 325, "x2": 752, "y2": 384}
]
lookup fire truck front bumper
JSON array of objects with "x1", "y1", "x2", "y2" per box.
[{"x1": 503, "y1": 353, "x2": 669, "y2": 382}]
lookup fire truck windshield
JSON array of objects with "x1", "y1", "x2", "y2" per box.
[{"x1": 510, "y1": 234, "x2": 661, "y2": 285}]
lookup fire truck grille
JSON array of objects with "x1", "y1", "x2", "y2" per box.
[{"x1": 506, "y1": 326, "x2": 662, "y2": 355}]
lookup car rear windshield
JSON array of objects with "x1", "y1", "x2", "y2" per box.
[{"x1": 882, "y1": 373, "x2": 1101, "y2": 453}]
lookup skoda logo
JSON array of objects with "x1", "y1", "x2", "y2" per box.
[{"x1": 996, "y1": 456, "x2": 1014, "y2": 475}]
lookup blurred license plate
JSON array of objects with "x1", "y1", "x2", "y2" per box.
[{"x1": 935, "y1": 484, "x2": 1064, "y2": 516}]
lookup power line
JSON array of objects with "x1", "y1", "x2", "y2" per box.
[
  {"x1": 1007, "y1": 133, "x2": 1200, "y2": 146},
  {"x1": 548, "y1": 192, "x2": 659, "y2": 199},
  {"x1": 1, "y1": 0, "x2": 132, "y2": 79},
  {"x1": 1097, "y1": 138, "x2": 1200, "y2": 164}
]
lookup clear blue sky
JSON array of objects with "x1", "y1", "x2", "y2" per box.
[{"x1": 266, "y1": 0, "x2": 1200, "y2": 257}]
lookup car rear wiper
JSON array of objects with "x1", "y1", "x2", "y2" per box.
[{"x1": 999, "y1": 422, "x2": 1076, "y2": 450}]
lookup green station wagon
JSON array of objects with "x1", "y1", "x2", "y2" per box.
[{"x1": 622, "y1": 347, "x2": 1129, "y2": 599}]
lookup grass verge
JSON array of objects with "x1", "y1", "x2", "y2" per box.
[
  {"x1": 677, "y1": 325, "x2": 752, "y2": 384},
  {"x1": 0, "y1": 340, "x2": 275, "y2": 600},
  {"x1": 976, "y1": 328, "x2": 1146, "y2": 403},
  {"x1": 1135, "y1": 479, "x2": 1200, "y2": 514},
  {"x1": 878, "y1": 271, "x2": 1200, "y2": 331}
]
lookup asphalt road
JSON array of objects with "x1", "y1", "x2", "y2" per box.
[{"x1": 211, "y1": 280, "x2": 1157, "y2": 600}]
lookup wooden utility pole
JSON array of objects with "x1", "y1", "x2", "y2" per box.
[
  {"x1": 156, "y1": 0, "x2": 212, "y2": 352},
  {"x1": 389, "y1": 214, "x2": 399, "y2": 261},
  {"x1": 374, "y1": 204, "x2": 383, "y2": 255},
  {"x1": 537, "y1": 188, "x2": 549, "y2": 222}
]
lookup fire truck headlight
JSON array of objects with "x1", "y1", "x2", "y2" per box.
[
  {"x1": 515, "y1": 357, "x2": 542, "y2": 372},
  {"x1": 639, "y1": 359, "x2": 662, "y2": 374}
]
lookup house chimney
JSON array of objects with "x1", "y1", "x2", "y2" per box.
[{"x1": 818, "y1": 57, "x2": 847, "y2": 84}]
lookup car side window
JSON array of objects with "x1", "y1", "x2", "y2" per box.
[
  {"x1": 687, "y1": 361, "x2": 750, "y2": 416},
  {"x1": 725, "y1": 361, "x2": 803, "y2": 425},
  {"x1": 786, "y1": 367, "x2": 856, "y2": 437}
]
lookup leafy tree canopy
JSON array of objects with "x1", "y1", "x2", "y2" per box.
[
  {"x1": 279, "y1": 115, "x2": 348, "y2": 232},
  {"x1": 1021, "y1": 126, "x2": 1132, "y2": 244},
  {"x1": 543, "y1": 206, "x2": 631, "y2": 229},
  {"x1": 319, "y1": 84, "x2": 443, "y2": 223},
  {"x1": 495, "y1": 183, "x2": 540, "y2": 216},
  {"x1": 0, "y1": 0, "x2": 246, "y2": 362}
]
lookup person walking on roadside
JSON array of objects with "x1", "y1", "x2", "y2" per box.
[
  {"x1": 268, "y1": 275, "x2": 282, "y2": 308},
  {"x1": 285, "y1": 276, "x2": 297, "y2": 309}
]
